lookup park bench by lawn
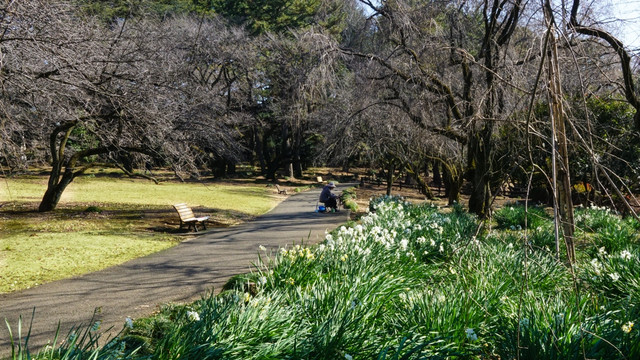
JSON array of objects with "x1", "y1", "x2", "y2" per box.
[
  {"x1": 173, "y1": 203, "x2": 210, "y2": 232},
  {"x1": 275, "y1": 184, "x2": 288, "y2": 195}
]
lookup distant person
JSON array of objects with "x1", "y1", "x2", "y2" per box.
[{"x1": 319, "y1": 181, "x2": 339, "y2": 212}]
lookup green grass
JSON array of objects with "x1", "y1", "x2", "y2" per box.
[
  {"x1": 1, "y1": 233, "x2": 177, "y2": 293},
  {"x1": 0, "y1": 174, "x2": 280, "y2": 294},
  {"x1": 2, "y1": 176, "x2": 275, "y2": 214}
]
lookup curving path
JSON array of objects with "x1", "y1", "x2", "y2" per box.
[{"x1": 0, "y1": 185, "x2": 351, "y2": 356}]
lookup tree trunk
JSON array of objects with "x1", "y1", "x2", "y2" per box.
[
  {"x1": 280, "y1": 123, "x2": 290, "y2": 179},
  {"x1": 39, "y1": 167, "x2": 75, "y2": 212},
  {"x1": 211, "y1": 157, "x2": 226, "y2": 177},
  {"x1": 432, "y1": 160, "x2": 442, "y2": 195},
  {"x1": 386, "y1": 163, "x2": 395, "y2": 196},
  {"x1": 406, "y1": 163, "x2": 434, "y2": 199},
  {"x1": 570, "y1": 0, "x2": 640, "y2": 130},
  {"x1": 293, "y1": 156, "x2": 303, "y2": 178},
  {"x1": 227, "y1": 161, "x2": 236, "y2": 175},
  {"x1": 39, "y1": 121, "x2": 77, "y2": 212},
  {"x1": 443, "y1": 163, "x2": 462, "y2": 205},
  {"x1": 467, "y1": 124, "x2": 494, "y2": 217},
  {"x1": 546, "y1": 2, "x2": 575, "y2": 262},
  {"x1": 255, "y1": 128, "x2": 266, "y2": 174},
  {"x1": 266, "y1": 162, "x2": 277, "y2": 181},
  {"x1": 292, "y1": 126, "x2": 303, "y2": 178}
]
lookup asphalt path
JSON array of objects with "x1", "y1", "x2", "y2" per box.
[{"x1": 0, "y1": 185, "x2": 351, "y2": 356}]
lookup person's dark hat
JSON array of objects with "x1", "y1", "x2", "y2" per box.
[{"x1": 328, "y1": 182, "x2": 336, "y2": 188}]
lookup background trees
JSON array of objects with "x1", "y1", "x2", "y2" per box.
[
  {"x1": 1, "y1": 2, "x2": 199, "y2": 211},
  {"x1": 0, "y1": 0, "x2": 638, "y2": 234}
]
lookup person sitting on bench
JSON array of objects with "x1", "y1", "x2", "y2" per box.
[{"x1": 319, "y1": 181, "x2": 339, "y2": 212}]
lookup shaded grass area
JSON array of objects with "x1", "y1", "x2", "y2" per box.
[{"x1": 0, "y1": 174, "x2": 280, "y2": 294}]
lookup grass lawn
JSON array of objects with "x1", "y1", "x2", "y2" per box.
[{"x1": 0, "y1": 171, "x2": 281, "y2": 293}]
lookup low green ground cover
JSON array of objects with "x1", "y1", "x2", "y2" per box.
[
  {"x1": 12, "y1": 199, "x2": 640, "y2": 359},
  {"x1": 0, "y1": 175, "x2": 278, "y2": 293}
]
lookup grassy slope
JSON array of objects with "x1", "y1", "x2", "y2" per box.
[{"x1": 0, "y1": 174, "x2": 280, "y2": 293}]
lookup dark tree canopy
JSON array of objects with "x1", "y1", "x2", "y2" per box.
[
  {"x1": 75, "y1": 0, "x2": 215, "y2": 20},
  {"x1": 211, "y1": 0, "x2": 321, "y2": 34}
]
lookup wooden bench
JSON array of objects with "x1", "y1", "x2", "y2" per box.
[
  {"x1": 275, "y1": 184, "x2": 288, "y2": 195},
  {"x1": 173, "y1": 203, "x2": 210, "y2": 232}
]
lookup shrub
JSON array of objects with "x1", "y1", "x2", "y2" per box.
[
  {"x1": 575, "y1": 205, "x2": 618, "y2": 232},
  {"x1": 340, "y1": 187, "x2": 358, "y2": 212},
  {"x1": 368, "y1": 194, "x2": 406, "y2": 213},
  {"x1": 494, "y1": 203, "x2": 550, "y2": 230}
]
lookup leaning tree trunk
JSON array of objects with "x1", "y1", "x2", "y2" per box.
[
  {"x1": 570, "y1": 0, "x2": 640, "y2": 130},
  {"x1": 39, "y1": 167, "x2": 75, "y2": 212},
  {"x1": 406, "y1": 163, "x2": 434, "y2": 200},
  {"x1": 39, "y1": 121, "x2": 77, "y2": 212},
  {"x1": 38, "y1": 120, "x2": 119, "y2": 212}
]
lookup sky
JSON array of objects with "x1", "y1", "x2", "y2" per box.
[
  {"x1": 609, "y1": 0, "x2": 640, "y2": 53},
  {"x1": 360, "y1": 0, "x2": 640, "y2": 57}
]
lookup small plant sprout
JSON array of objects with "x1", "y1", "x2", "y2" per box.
[{"x1": 91, "y1": 320, "x2": 101, "y2": 332}]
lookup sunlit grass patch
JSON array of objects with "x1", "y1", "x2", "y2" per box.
[
  {"x1": 0, "y1": 232, "x2": 177, "y2": 293},
  {"x1": 64, "y1": 177, "x2": 277, "y2": 215},
  {"x1": 1, "y1": 175, "x2": 277, "y2": 214},
  {"x1": 0, "y1": 177, "x2": 48, "y2": 203}
]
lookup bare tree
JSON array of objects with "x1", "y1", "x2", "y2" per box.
[
  {"x1": 340, "y1": 0, "x2": 528, "y2": 217},
  {"x1": 569, "y1": 0, "x2": 640, "y2": 129},
  {"x1": 0, "y1": 2, "x2": 249, "y2": 211}
]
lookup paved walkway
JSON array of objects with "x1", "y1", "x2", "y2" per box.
[{"x1": 0, "y1": 185, "x2": 351, "y2": 355}]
